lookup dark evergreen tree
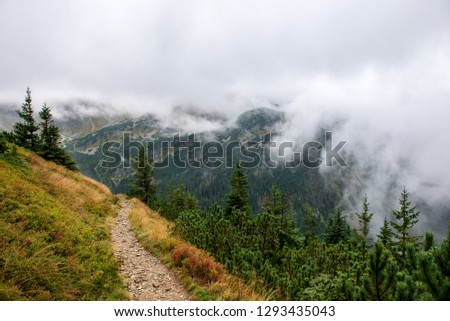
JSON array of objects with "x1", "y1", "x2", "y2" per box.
[
  {"x1": 12, "y1": 87, "x2": 40, "y2": 150},
  {"x1": 255, "y1": 186, "x2": 299, "y2": 264},
  {"x1": 39, "y1": 104, "x2": 56, "y2": 144},
  {"x1": 390, "y1": 187, "x2": 421, "y2": 261},
  {"x1": 324, "y1": 208, "x2": 351, "y2": 245},
  {"x1": 394, "y1": 271, "x2": 418, "y2": 301},
  {"x1": 419, "y1": 224, "x2": 450, "y2": 300},
  {"x1": 353, "y1": 195, "x2": 373, "y2": 265},
  {"x1": 423, "y1": 232, "x2": 436, "y2": 251},
  {"x1": 377, "y1": 216, "x2": 394, "y2": 248},
  {"x1": 225, "y1": 161, "x2": 251, "y2": 227},
  {"x1": 161, "y1": 183, "x2": 199, "y2": 220},
  {"x1": 129, "y1": 147, "x2": 157, "y2": 207},
  {"x1": 37, "y1": 104, "x2": 77, "y2": 171},
  {"x1": 204, "y1": 206, "x2": 238, "y2": 262},
  {"x1": 419, "y1": 253, "x2": 450, "y2": 300},
  {"x1": 302, "y1": 203, "x2": 320, "y2": 244},
  {"x1": 38, "y1": 104, "x2": 60, "y2": 158},
  {"x1": 0, "y1": 132, "x2": 7, "y2": 154},
  {"x1": 356, "y1": 194, "x2": 373, "y2": 245},
  {"x1": 359, "y1": 242, "x2": 398, "y2": 300}
]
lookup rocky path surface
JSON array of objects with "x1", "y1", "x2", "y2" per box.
[{"x1": 111, "y1": 198, "x2": 190, "y2": 300}]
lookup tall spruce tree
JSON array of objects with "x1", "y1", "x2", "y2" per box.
[
  {"x1": 302, "y1": 203, "x2": 320, "y2": 243},
  {"x1": 256, "y1": 186, "x2": 299, "y2": 264},
  {"x1": 377, "y1": 216, "x2": 394, "y2": 248},
  {"x1": 39, "y1": 104, "x2": 60, "y2": 158},
  {"x1": 423, "y1": 232, "x2": 436, "y2": 251},
  {"x1": 356, "y1": 194, "x2": 373, "y2": 244},
  {"x1": 129, "y1": 147, "x2": 157, "y2": 207},
  {"x1": 324, "y1": 208, "x2": 351, "y2": 245},
  {"x1": 355, "y1": 195, "x2": 374, "y2": 264},
  {"x1": 39, "y1": 104, "x2": 53, "y2": 139},
  {"x1": 390, "y1": 187, "x2": 421, "y2": 261},
  {"x1": 13, "y1": 87, "x2": 40, "y2": 150},
  {"x1": 37, "y1": 104, "x2": 77, "y2": 171},
  {"x1": 225, "y1": 161, "x2": 251, "y2": 227}
]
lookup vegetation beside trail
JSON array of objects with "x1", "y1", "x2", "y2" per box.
[
  {"x1": 128, "y1": 198, "x2": 269, "y2": 300},
  {"x1": 0, "y1": 148, "x2": 127, "y2": 300},
  {"x1": 131, "y1": 150, "x2": 450, "y2": 301}
]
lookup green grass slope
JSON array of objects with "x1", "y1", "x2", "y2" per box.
[{"x1": 0, "y1": 149, "x2": 127, "y2": 300}]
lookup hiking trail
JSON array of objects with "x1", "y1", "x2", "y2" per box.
[{"x1": 111, "y1": 198, "x2": 190, "y2": 300}]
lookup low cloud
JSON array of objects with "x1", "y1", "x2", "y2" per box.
[{"x1": 1, "y1": 0, "x2": 449, "y2": 236}]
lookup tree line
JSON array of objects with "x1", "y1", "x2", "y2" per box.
[
  {"x1": 1, "y1": 88, "x2": 77, "y2": 170},
  {"x1": 130, "y1": 154, "x2": 450, "y2": 300}
]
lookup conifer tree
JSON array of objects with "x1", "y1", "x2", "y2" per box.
[
  {"x1": 13, "y1": 87, "x2": 40, "y2": 150},
  {"x1": 356, "y1": 194, "x2": 373, "y2": 244},
  {"x1": 419, "y1": 253, "x2": 450, "y2": 300},
  {"x1": 302, "y1": 203, "x2": 320, "y2": 243},
  {"x1": 394, "y1": 272, "x2": 418, "y2": 301},
  {"x1": 129, "y1": 147, "x2": 157, "y2": 207},
  {"x1": 39, "y1": 104, "x2": 59, "y2": 157},
  {"x1": 225, "y1": 161, "x2": 251, "y2": 227},
  {"x1": 390, "y1": 187, "x2": 421, "y2": 261},
  {"x1": 37, "y1": 104, "x2": 77, "y2": 171},
  {"x1": 174, "y1": 209, "x2": 207, "y2": 248},
  {"x1": 39, "y1": 104, "x2": 55, "y2": 141},
  {"x1": 324, "y1": 208, "x2": 351, "y2": 245},
  {"x1": 423, "y1": 232, "x2": 436, "y2": 251},
  {"x1": 162, "y1": 183, "x2": 199, "y2": 220},
  {"x1": 207, "y1": 207, "x2": 238, "y2": 261},
  {"x1": 419, "y1": 224, "x2": 450, "y2": 300},
  {"x1": 264, "y1": 186, "x2": 297, "y2": 238},
  {"x1": 0, "y1": 132, "x2": 7, "y2": 154},
  {"x1": 360, "y1": 242, "x2": 398, "y2": 300},
  {"x1": 256, "y1": 186, "x2": 299, "y2": 263},
  {"x1": 354, "y1": 195, "x2": 373, "y2": 264},
  {"x1": 377, "y1": 216, "x2": 394, "y2": 248}
]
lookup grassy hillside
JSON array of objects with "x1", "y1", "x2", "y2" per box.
[{"x1": 0, "y1": 149, "x2": 127, "y2": 300}]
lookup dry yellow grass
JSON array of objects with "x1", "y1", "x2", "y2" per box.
[
  {"x1": 128, "y1": 198, "x2": 270, "y2": 300},
  {"x1": 23, "y1": 149, "x2": 118, "y2": 211}
]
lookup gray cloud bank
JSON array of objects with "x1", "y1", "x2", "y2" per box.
[
  {"x1": 1, "y1": 0, "x2": 449, "y2": 111},
  {"x1": 1, "y1": 0, "x2": 450, "y2": 236}
]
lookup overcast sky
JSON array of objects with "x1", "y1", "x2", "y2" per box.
[
  {"x1": 1, "y1": 0, "x2": 450, "y2": 234},
  {"x1": 0, "y1": 0, "x2": 449, "y2": 114}
]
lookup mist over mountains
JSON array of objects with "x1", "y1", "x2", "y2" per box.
[{"x1": 2, "y1": 100, "x2": 448, "y2": 240}]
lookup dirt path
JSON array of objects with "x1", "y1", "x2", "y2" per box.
[{"x1": 111, "y1": 198, "x2": 190, "y2": 300}]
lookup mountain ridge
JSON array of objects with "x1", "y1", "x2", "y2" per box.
[{"x1": 63, "y1": 107, "x2": 339, "y2": 231}]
